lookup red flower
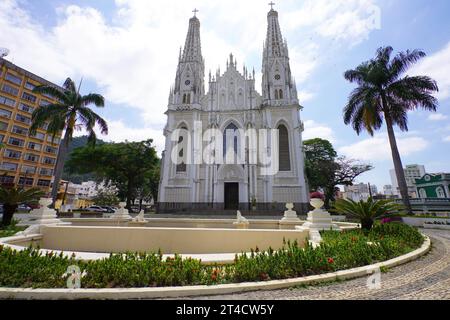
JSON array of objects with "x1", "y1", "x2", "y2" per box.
[
  {"x1": 328, "y1": 258, "x2": 334, "y2": 264},
  {"x1": 310, "y1": 192, "x2": 325, "y2": 200}
]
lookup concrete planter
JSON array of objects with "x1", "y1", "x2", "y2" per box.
[
  {"x1": 423, "y1": 223, "x2": 450, "y2": 230},
  {"x1": 402, "y1": 217, "x2": 450, "y2": 228}
]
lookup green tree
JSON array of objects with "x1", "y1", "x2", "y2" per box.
[
  {"x1": 31, "y1": 78, "x2": 108, "y2": 205},
  {"x1": 343, "y1": 46, "x2": 439, "y2": 214},
  {"x1": 304, "y1": 138, "x2": 373, "y2": 208},
  {"x1": 0, "y1": 187, "x2": 45, "y2": 227},
  {"x1": 66, "y1": 140, "x2": 159, "y2": 210},
  {"x1": 92, "y1": 187, "x2": 120, "y2": 207}
]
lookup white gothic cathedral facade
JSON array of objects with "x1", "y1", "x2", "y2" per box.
[{"x1": 158, "y1": 8, "x2": 309, "y2": 214}]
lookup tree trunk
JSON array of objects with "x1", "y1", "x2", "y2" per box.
[
  {"x1": 1, "y1": 204, "x2": 18, "y2": 227},
  {"x1": 384, "y1": 114, "x2": 413, "y2": 215},
  {"x1": 51, "y1": 130, "x2": 71, "y2": 207},
  {"x1": 361, "y1": 218, "x2": 374, "y2": 231}
]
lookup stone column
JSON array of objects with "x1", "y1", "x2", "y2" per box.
[{"x1": 302, "y1": 198, "x2": 340, "y2": 231}]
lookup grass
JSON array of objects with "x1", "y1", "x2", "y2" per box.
[{"x1": 0, "y1": 220, "x2": 26, "y2": 238}]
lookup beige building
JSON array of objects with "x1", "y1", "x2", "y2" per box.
[{"x1": 0, "y1": 57, "x2": 62, "y2": 192}]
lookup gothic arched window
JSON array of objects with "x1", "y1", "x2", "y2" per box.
[
  {"x1": 274, "y1": 90, "x2": 279, "y2": 100},
  {"x1": 186, "y1": 94, "x2": 191, "y2": 104},
  {"x1": 278, "y1": 124, "x2": 291, "y2": 171},
  {"x1": 176, "y1": 126, "x2": 188, "y2": 173},
  {"x1": 436, "y1": 186, "x2": 446, "y2": 198},
  {"x1": 182, "y1": 94, "x2": 186, "y2": 104},
  {"x1": 419, "y1": 189, "x2": 427, "y2": 199},
  {"x1": 279, "y1": 89, "x2": 283, "y2": 99},
  {"x1": 223, "y1": 123, "x2": 238, "y2": 162}
]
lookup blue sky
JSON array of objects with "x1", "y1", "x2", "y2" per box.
[{"x1": 1, "y1": 0, "x2": 449, "y2": 191}]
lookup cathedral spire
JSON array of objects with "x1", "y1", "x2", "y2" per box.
[
  {"x1": 170, "y1": 12, "x2": 205, "y2": 107},
  {"x1": 262, "y1": 5, "x2": 298, "y2": 106},
  {"x1": 181, "y1": 14, "x2": 203, "y2": 63}
]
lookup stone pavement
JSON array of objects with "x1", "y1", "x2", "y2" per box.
[{"x1": 190, "y1": 229, "x2": 450, "y2": 300}]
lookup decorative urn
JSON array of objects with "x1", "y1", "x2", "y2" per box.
[{"x1": 310, "y1": 192, "x2": 325, "y2": 210}]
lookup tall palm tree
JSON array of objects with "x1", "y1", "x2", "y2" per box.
[
  {"x1": 343, "y1": 47, "x2": 439, "y2": 214},
  {"x1": 0, "y1": 186, "x2": 45, "y2": 227},
  {"x1": 31, "y1": 78, "x2": 108, "y2": 205}
]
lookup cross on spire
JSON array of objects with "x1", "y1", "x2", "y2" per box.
[
  {"x1": 268, "y1": 1, "x2": 275, "y2": 10},
  {"x1": 192, "y1": 8, "x2": 199, "y2": 17}
]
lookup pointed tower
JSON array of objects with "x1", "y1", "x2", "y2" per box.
[
  {"x1": 262, "y1": 7, "x2": 298, "y2": 106},
  {"x1": 170, "y1": 13, "x2": 205, "y2": 107}
]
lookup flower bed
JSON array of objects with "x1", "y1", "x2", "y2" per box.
[{"x1": 0, "y1": 223, "x2": 424, "y2": 289}]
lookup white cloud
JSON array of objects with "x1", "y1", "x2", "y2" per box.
[
  {"x1": 428, "y1": 113, "x2": 448, "y2": 121},
  {"x1": 444, "y1": 136, "x2": 450, "y2": 143},
  {"x1": 409, "y1": 41, "x2": 450, "y2": 101},
  {"x1": 303, "y1": 120, "x2": 335, "y2": 142},
  {"x1": 283, "y1": 0, "x2": 380, "y2": 46},
  {"x1": 338, "y1": 134, "x2": 428, "y2": 161}
]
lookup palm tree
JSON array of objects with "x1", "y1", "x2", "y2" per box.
[
  {"x1": 31, "y1": 78, "x2": 108, "y2": 205},
  {"x1": 333, "y1": 197, "x2": 404, "y2": 231},
  {"x1": 0, "y1": 186, "x2": 45, "y2": 227},
  {"x1": 343, "y1": 46, "x2": 439, "y2": 214}
]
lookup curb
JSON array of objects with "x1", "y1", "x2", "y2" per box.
[{"x1": 0, "y1": 236, "x2": 431, "y2": 300}]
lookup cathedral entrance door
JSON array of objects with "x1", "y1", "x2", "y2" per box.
[{"x1": 224, "y1": 183, "x2": 239, "y2": 210}]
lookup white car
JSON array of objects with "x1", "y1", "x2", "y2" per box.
[{"x1": 86, "y1": 206, "x2": 107, "y2": 213}]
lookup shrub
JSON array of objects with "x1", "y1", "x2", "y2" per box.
[{"x1": 0, "y1": 223, "x2": 424, "y2": 288}]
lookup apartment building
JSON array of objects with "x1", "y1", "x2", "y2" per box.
[{"x1": 0, "y1": 57, "x2": 62, "y2": 192}]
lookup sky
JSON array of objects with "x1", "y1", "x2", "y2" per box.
[{"x1": 0, "y1": 0, "x2": 449, "y2": 191}]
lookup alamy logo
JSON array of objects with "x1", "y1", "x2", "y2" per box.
[{"x1": 170, "y1": 121, "x2": 283, "y2": 176}]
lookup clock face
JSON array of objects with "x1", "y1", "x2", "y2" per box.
[
  {"x1": 274, "y1": 74, "x2": 281, "y2": 80},
  {"x1": 185, "y1": 80, "x2": 191, "y2": 86}
]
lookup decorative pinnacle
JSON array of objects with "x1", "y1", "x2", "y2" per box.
[
  {"x1": 193, "y1": 8, "x2": 199, "y2": 17},
  {"x1": 268, "y1": 1, "x2": 275, "y2": 10}
]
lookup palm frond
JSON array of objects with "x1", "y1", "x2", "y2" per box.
[{"x1": 81, "y1": 94, "x2": 105, "y2": 108}]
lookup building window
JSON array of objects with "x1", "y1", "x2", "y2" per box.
[
  {"x1": 30, "y1": 132, "x2": 45, "y2": 140},
  {"x1": 0, "y1": 162, "x2": 18, "y2": 171},
  {"x1": 5, "y1": 73, "x2": 22, "y2": 86},
  {"x1": 12, "y1": 125, "x2": 29, "y2": 136},
  {"x1": 279, "y1": 89, "x2": 283, "y2": 99},
  {"x1": 37, "y1": 179, "x2": 51, "y2": 187},
  {"x1": 8, "y1": 137, "x2": 25, "y2": 147},
  {"x1": 18, "y1": 177, "x2": 34, "y2": 186},
  {"x1": 21, "y1": 92, "x2": 37, "y2": 103},
  {"x1": 0, "y1": 121, "x2": 8, "y2": 131},
  {"x1": 278, "y1": 124, "x2": 291, "y2": 172},
  {"x1": 176, "y1": 127, "x2": 188, "y2": 173},
  {"x1": 0, "y1": 175, "x2": 15, "y2": 184},
  {"x1": 21, "y1": 165, "x2": 37, "y2": 174},
  {"x1": 42, "y1": 157, "x2": 56, "y2": 165},
  {"x1": 436, "y1": 187, "x2": 446, "y2": 199},
  {"x1": 28, "y1": 142, "x2": 42, "y2": 151},
  {"x1": 223, "y1": 123, "x2": 238, "y2": 160},
  {"x1": 0, "y1": 95, "x2": 15, "y2": 107},
  {"x1": 46, "y1": 136, "x2": 60, "y2": 144},
  {"x1": 39, "y1": 99, "x2": 51, "y2": 107},
  {"x1": 44, "y1": 145, "x2": 58, "y2": 154},
  {"x1": 39, "y1": 168, "x2": 54, "y2": 176},
  {"x1": 1, "y1": 84, "x2": 19, "y2": 96},
  {"x1": 24, "y1": 81, "x2": 36, "y2": 91},
  {"x1": 0, "y1": 108, "x2": 12, "y2": 119},
  {"x1": 19, "y1": 103, "x2": 34, "y2": 113},
  {"x1": 0, "y1": 134, "x2": 4, "y2": 142},
  {"x1": 4, "y1": 149, "x2": 22, "y2": 159},
  {"x1": 419, "y1": 189, "x2": 427, "y2": 199},
  {"x1": 24, "y1": 153, "x2": 40, "y2": 163},
  {"x1": 40, "y1": 122, "x2": 49, "y2": 130},
  {"x1": 15, "y1": 114, "x2": 31, "y2": 125}
]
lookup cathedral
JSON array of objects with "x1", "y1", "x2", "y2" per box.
[{"x1": 158, "y1": 6, "x2": 309, "y2": 214}]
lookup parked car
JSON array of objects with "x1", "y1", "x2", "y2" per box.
[
  {"x1": 86, "y1": 206, "x2": 107, "y2": 213},
  {"x1": 17, "y1": 204, "x2": 32, "y2": 213},
  {"x1": 101, "y1": 206, "x2": 116, "y2": 213}
]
